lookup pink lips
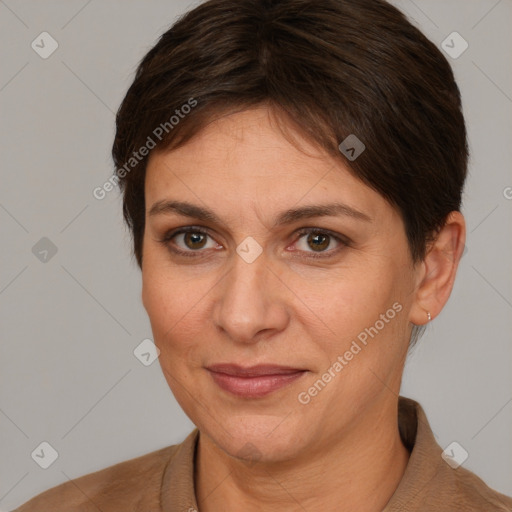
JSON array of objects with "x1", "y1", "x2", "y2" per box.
[{"x1": 207, "y1": 364, "x2": 306, "y2": 398}]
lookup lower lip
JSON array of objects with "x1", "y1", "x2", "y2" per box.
[{"x1": 209, "y1": 370, "x2": 306, "y2": 398}]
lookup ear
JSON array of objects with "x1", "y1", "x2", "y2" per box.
[{"x1": 409, "y1": 211, "x2": 466, "y2": 325}]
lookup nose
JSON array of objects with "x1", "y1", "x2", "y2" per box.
[{"x1": 212, "y1": 249, "x2": 290, "y2": 344}]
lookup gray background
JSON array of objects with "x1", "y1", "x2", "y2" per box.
[{"x1": 1, "y1": 0, "x2": 511, "y2": 509}]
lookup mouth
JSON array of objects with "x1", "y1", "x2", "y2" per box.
[{"x1": 206, "y1": 364, "x2": 307, "y2": 398}]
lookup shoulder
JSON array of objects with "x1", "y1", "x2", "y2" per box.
[
  {"x1": 437, "y1": 463, "x2": 512, "y2": 511},
  {"x1": 393, "y1": 397, "x2": 512, "y2": 511},
  {"x1": 11, "y1": 443, "x2": 180, "y2": 512}
]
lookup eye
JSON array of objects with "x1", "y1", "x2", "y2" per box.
[
  {"x1": 292, "y1": 228, "x2": 348, "y2": 258},
  {"x1": 158, "y1": 227, "x2": 221, "y2": 257}
]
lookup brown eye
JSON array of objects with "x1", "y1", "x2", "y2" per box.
[
  {"x1": 292, "y1": 228, "x2": 348, "y2": 259},
  {"x1": 306, "y1": 233, "x2": 330, "y2": 252},
  {"x1": 183, "y1": 232, "x2": 208, "y2": 250},
  {"x1": 159, "y1": 227, "x2": 220, "y2": 257}
]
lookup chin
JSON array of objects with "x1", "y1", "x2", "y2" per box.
[{"x1": 199, "y1": 413, "x2": 310, "y2": 464}]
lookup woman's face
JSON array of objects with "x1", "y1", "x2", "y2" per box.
[{"x1": 142, "y1": 107, "x2": 420, "y2": 462}]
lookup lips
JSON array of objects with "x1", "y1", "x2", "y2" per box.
[{"x1": 207, "y1": 364, "x2": 307, "y2": 398}]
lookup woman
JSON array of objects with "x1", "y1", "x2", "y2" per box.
[{"x1": 13, "y1": 0, "x2": 512, "y2": 510}]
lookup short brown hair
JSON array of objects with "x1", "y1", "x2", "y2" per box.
[{"x1": 112, "y1": 0, "x2": 468, "y2": 269}]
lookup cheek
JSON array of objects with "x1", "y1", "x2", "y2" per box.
[
  {"x1": 298, "y1": 262, "x2": 398, "y2": 322},
  {"x1": 304, "y1": 261, "x2": 411, "y2": 365},
  {"x1": 300, "y1": 281, "x2": 409, "y2": 413},
  {"x1": 141, "y1": 267, "x2": 203, "y2": 402},
  {"x1": 141, "y1": 262, "x2": 215, "y2": 368}
]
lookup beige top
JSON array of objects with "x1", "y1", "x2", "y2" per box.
[{"x1": 12, "y1": 397, "x2": 512, "y2": 511}]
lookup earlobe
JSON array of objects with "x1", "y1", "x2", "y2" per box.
[{"x1": 409, "y1": 211, "x2": 466, "y2": 325}]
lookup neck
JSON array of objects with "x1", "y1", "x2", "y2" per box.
[{"x1": 195, "y1": 398, "x2": 410, "y2": 512}]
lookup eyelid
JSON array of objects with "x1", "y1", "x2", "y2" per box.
[
  {"x1": 157, "y1": 226, "x2": 221, "y2": 257},
  {"x1": 290, "y1": 227, "x2": 349, "y2": 259},
  {"x1": 293, "y1": 227, "x2": 350, "y2": 245},
  {"x1": 159, "y1": 225, "x2": 212, "y2": 243}
]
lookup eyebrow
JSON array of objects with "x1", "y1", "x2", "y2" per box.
[{"x1": 148, "y1": 200, "x2": 372, "y2": 226}]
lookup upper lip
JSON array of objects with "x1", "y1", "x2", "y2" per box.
[{"x1": 207, "y1": 364, "x2": 306, "y2": 377}]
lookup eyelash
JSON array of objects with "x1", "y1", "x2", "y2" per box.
[{"x1": 157, "y1": 226, "x2": 349, "y2": 260}]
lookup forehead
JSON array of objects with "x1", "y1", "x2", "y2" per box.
[
  {"x1": 148, "y1": 107, "x2": 330, "y2": 177},
  {"x1": 144, "y1": 107, "x2": 392, "y2": 225}
]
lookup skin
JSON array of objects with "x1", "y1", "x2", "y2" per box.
[{"x1": 142, "y1": 106, "x2": 466, "y2": 512}]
